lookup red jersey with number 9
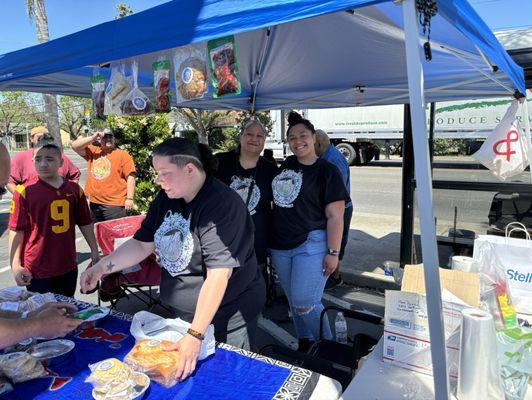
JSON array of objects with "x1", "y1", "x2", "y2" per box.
[{"x1": 8, "y1": 179, "x2": 93, "y2": 278}]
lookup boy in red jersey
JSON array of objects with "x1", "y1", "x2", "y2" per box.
[{"x1": 8, "y1": 144, "x2": 100, "y2": 297}]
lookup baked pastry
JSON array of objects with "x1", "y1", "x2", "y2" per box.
[
  {"x1": 88, "y1": 358, "x2": 133, "y2": 396},
  {"x1": 125, "y1": 339, "x2": 180, "y2": 387},
  {"x1": 0, "y1": 352, "x2": 46, "y2": 383}
]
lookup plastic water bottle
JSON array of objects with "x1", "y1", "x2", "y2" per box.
[{"x1": 335, "y1": 312, "x2": 348, "y2": 344}]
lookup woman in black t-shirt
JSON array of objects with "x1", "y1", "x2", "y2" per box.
[
  {"x1": 270, "y1": 112, "x2": 349, "y2": 351},
  {"x1": 215, "y1": 120, "x2": 277, "y2": 270},
  {"x1": 80, "y1": 138, "x2": 265, "y2": 381}
]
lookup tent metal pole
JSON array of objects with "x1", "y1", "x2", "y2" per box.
[
  {"x1": 400, "y1": 104, "x2": 415, "y2": 267},
  {"x1": 429, "y1": 102, "x2": 436, "y2": 172},
  {"x1": 402, "y1": 1, "x2": 449, "y2": 399}
]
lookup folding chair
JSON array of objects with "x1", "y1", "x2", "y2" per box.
[
  {"x1": 91, "y1": 215, "x2": 166, "y2": 311},
  {"x1": 260, "y1": 306, "x2": 382, "y2": 390}
]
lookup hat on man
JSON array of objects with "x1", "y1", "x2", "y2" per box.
[
  {"x1": 29, "y1": 126, "x2": 49, "y2": 138},
  {"x1": 102, "y1": 128, "x2": 113, "y2": 136}
]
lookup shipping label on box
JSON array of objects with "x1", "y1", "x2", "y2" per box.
[{"x1": 383, "y1": 290, "x2": 467, "y2": 378}]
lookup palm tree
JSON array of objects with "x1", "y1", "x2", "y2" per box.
[{"x1": 25, "y1": 0, "x2": 61, "y2": 148}]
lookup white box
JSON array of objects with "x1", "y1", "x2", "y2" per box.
[{"x1": 383, "y1": 290, "x2": 467, "y2": 378}]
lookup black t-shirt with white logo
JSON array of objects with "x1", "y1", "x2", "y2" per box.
[
  {"x1": 133, "y1": 176, "x2": 265, "y2": 333},
  {"x1": 270, "y1": 156, "x2": 350, "y2": 250},
  {"x1": 215, "y1": 150, "x2": 278, "y2": 264}
]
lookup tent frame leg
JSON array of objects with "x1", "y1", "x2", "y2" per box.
[{"x1": 402, "y1": 1, "x2": 450, "y2": 399}]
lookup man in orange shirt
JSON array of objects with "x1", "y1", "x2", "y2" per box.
[{"x1": 71, "y1": 128, "x2": 136, "y2": 222}]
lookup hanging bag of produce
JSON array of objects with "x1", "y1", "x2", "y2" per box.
[
  {"x1": 104, "y1": 63, "x2": 132, "y2": 116},
  {"x1": 120, "y1": 61, "x2": 152, "y2": 116},
  {"x1": 153, "y1": 58, "x2": 171, "y2": 112},
  {"x1": 91, "y1": 71, "x2": 106, "y2": 119},
  {"x1": 173, "y1": 44, "x2": 208, "y2": 103},
  {"x1": 208, "y1": 35, "x2": 241, "y2": 98}
]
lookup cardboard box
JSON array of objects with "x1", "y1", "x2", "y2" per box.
[{"x1": 382, "y1": 265, "x2": 480, "y2": 378}]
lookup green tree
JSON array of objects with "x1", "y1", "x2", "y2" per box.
[
  {"x1": 25, "y1": 0, "x2": 62, "y2": 148},
  {"x1": 58, "y1": 96, "x2": 91, "y2": 140},
  {"x1": 106, "y1": 114, "x2": 172, "y2": 212},
  {"x1": 115, "y1": 3, "x2": 133, "y2": 18},
  {"x1": 0, "y1": 92, "x2": 44, "y2": 142}
]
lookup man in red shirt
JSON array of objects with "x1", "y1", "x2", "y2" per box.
[
  {"x1": 6, "y1": 126, "x2": 80, "y2": 194},
  {"x1": 8, "y1": 144, "x2": 100, "y2": 297}
]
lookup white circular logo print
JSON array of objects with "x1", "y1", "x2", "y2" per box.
[
  {"x1": 230, "y1": 176, "x2": 260, "y2": 215},
  {"x1": 154, "y1": 211, "x2": 194, "y2": 277},
  {"x1": 272, "y1": 169, "x2": 302, "y2": 208}
]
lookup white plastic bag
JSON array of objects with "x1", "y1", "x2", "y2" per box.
[
  {"x1": 473, "y1": 100, "x2": 529, "y2": 181},
  {"x1": 130, "y1": 311, "x2": 215, "y2": 360},
  {"x1": 473, "y1": 223, "x2": 532, "y2": 316}
]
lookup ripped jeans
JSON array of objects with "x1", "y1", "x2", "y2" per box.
[{"x1": 270, "y1": 230, "x2": 332, "y2": 341}]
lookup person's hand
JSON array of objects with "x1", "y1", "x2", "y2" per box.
[
  {"x1": 92, "y1": 131, "x2": 104, "y2": 142},
  {"x1": 323, "y1": 254, "x2": 339, "y2": 277},
  {"x1": 28, "y1": 301, "x2": 78, "y2": 318},
  {"x1": 125, "y1": 199, "x2": 134, "y2": 211},
  {"x1": 80, "y1": 263, "x2": 105, "y2": 293},
  {"x1": 33, "y1": 307, "x2": 83, "y2": 339},
  {"x1": 13, "y1": 265, "x2": 32, "y2": 286},
  {"x1": 162, "y1": 333, "x2": 201, "y2": 381}
]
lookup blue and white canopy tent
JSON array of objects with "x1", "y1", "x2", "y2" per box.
[{"x1": 0, "y1": 0, "x2": 525, "y2": 398}]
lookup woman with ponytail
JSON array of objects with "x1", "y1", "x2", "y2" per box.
[
  {"x1": 80, "y1": 137, "x2": 265, "y2": 379},
  {"x1": 270, "y1": 112, "x2": 349, "y2": 351}
]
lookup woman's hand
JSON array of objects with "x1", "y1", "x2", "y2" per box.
[
  {"x1": 323, "y1": 254, "x2": 339, "y2": 276},
  {"x1": 162, "y1": 334, "x2": 201, "y2": 381}
]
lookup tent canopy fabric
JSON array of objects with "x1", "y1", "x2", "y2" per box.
[{"x1": 0, "y1": 0, "x2": 524, "y2": 111}]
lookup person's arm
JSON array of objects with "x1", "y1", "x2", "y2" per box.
[
  {"x1": 164, "y1": 267, "x2": 233, "y2": 380},
  {"x1": 71, "y1": 131, "x2": 102, "y2": 157},
  {"x1": 323, "y1": 200, "x2": 345, "y2": 276},
  {"x1": 0, "y1": 143, "x2": 9, "y2": 189},
  {"x1": 0, "y1": 304, "x2": 83, "y2": 349},
  {"x1": 125, "y1": 174, "x2": 136, "y2": 211},
  {"x1": 79, "y1": 224, "x2": 100, "y2": 265},
  {"x1": 8, "y1": 230, "x2": 32, "y2": 286},
  {"x1": 80, "y1": 238, "x2": 154, "y2": 293}
]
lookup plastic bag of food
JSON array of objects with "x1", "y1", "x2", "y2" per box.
[
  {"x1": 86, "y1": 358, "x2": 133, "y2": 396},
  {"x1": 208, "y1": 35, "x2": 241, "y2": 98},
  {"x1": 91, "y1": 72, "x2": 106, "y2": 119},
  {"x1": 21, "y1": 292, "x2": 56, "y2": 312},
  {"x1": 125, "y1": 339, "x2": 180, "y2": 387},
  {"x1": 0, "y1": 374, "x2": 13, "y2": 395},
  {"x1": 104, "y1": 63, "x2": 131, "y2": 116},
  {"x1": 0, "y1": 287, "x2": 35, "y2": 302},
  {"x1": 174, "y1": 44, "x2": 208, "y2": 103},
  {"x1": 153, "y1": 58, "x2": 171, "y2": 111},
  {"x1": 0, "y1": 352, "x2": 47, "y2": 383},
  {"x1": 120, "y1": 61, "x2": 152, "y2": 116}
]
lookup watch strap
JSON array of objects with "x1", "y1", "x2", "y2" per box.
[{"x1": 187, "y1": 328, "x2": 205, "y2": 341}]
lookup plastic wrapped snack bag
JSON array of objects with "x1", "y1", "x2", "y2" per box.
[
  {"x1": 125, "y1": 339, "x2": 180, "y2": 387},
  {"x1": 208, "y1": 35, "x2": 241, "y2": 98},
  {"x1": 120, "y1": 61, "x2": 152, "y2": 116},
  {"x1": 0, "y1": 287, "x2": 35, "y2": 302},
  {"x1": 91, "y1": 72, "x2": 106, "y2": 119},
  {"x1": 174, "y1": 44, "x2": 208, "y2": 103},
  {"x1": 0, "y1": 352, "x2": 47, "y2": 383},
  {"x1": 104, "y1": 63, "x2": 131, "y2": 116},
  {"x1": 86, "y1": 358, "x2": 149, "y2": 400},
  {"x1": 153, "y1": 58, "x2": 171, "y2": 112}
]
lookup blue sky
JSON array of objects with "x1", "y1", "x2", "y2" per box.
[{"x1": 0, "y1": 0, "x2": 530, "y2": 54}]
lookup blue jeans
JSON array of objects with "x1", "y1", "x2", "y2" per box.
[{"x1": 270, "y1": 230, "x2": 332, "y2": 341}]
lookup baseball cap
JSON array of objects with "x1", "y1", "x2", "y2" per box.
[
  {"x1": 29, "y1": 126, "x2": 49, "y2": 138},
  {"x1": 102, "y1": 128, "x2": 114, "y2": 137}
]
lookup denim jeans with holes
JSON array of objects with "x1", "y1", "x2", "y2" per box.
[{"x1": 270, "y1": 230, "x2": 332, "y2": 341}]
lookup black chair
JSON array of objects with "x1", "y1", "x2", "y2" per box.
[{"x1": 260, "y1": 306, "x2": 382, "y2": 390}]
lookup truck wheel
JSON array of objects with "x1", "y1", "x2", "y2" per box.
[{"x1": 336, "y1": 143, "x2": 356, "y2": 165}]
